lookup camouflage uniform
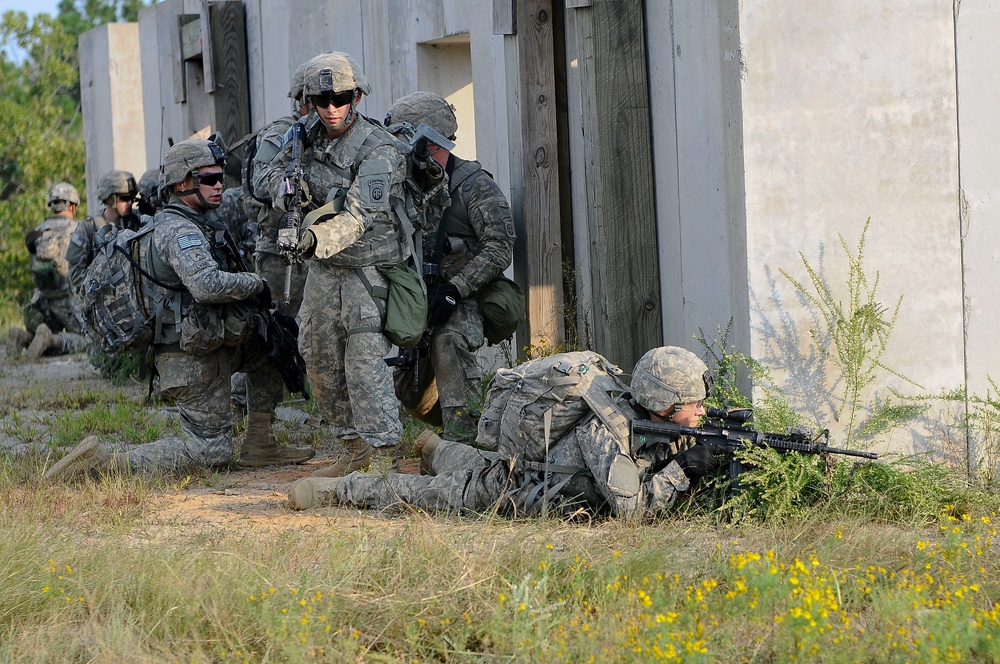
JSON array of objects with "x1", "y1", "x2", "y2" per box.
[
  {"x1": 66, "y1": 211, "x2": 142, "y2": 296},
  {"x1": 259, "y1": 110, "x2": 409, "y2": 449},
  {"x1": 22, "y1": 215, "x2": 88, "y2": 354},
  {"x1": 422, "y1": 157, "x2": 514, "y2": 436},
  {"x1": 334, "y1": 400, "x2": 692, "y2": 518},
  {"x1": 122, "y1": 200, "x2": 269, "y2": 473}
]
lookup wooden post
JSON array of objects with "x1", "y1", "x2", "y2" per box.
[
  {"x1": 515, "y1": 0, "x2": 565, "y2": 352},
  {"x1": 574, "y1": 0, "x2": 661, "y2": 370}
]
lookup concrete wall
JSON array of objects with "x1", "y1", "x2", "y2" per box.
[
  {"x1": 79, "y1": 23, "x2": 146, "y2": 206},
  {"x1": 956, "y1": 0, "x2": 1000, "y2": 410},
  {"x1": 737, "y1": 0, "x2": 968, "y2": 453}
]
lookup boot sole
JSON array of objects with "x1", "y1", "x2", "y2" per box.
[{"x1": 237, "y1": 448, "x2": 317, "y2": 468}]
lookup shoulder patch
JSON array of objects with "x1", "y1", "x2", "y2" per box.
[
  {"x1": 177, "y1": 233, "x2": 204, "y2": 250},
  {"x1": 360, "y1": 174, "x2": 390, "y2": 209}
]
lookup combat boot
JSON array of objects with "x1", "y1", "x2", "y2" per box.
[
  {"x1": 413, "y1": 429, "x2": 442, "y2": 475},
  {"x1": 26, "y1": 324, "x2": 61, "y2": 360},
  {"x1": 310, "y1": 437, "x2": 373, "y2": 478},
  {"x1": 288, "y1": 477, "x2": 343, "y2": 510},
  {"x1": 6, "y1": 327, "x2": 32, "y2": 357},
  {"x1": 43, "y1": 436, "x2": 110, "y2": 481},
  {"x1": 237, "y1": 412, "x2": 316, "y2": 467}
]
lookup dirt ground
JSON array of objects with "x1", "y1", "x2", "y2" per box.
[{"x1": 0, "y1": 347, "x2": 423, "y2": 533}]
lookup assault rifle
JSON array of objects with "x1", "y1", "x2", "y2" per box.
[
  {"x1": 632, "y1": 407, "x2": 878, "y2": 486},
  {"x1": 276, "y1": 122, "x2": 306, "y2": 305},
  {"x1": 219, "y1": 223, "x2": 309, "y2": 398}
]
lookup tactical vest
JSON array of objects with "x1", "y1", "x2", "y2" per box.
[
  {"x1": 302, "y1": 115, "x2": 407, "y2": 267},
  {"x1": 436, "y1": 159, "x2": 488, "y2": 282}
]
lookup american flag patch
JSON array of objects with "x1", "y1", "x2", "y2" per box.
[{"x1": 177, "y1": 234, "x2": 203, "y2": 250}]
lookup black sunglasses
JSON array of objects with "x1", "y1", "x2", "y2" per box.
[
  {"x1": 116, "y1": 193, "x2": 135, "y2": 202},
  {"x1": 197, "y1": 172, "x2": 225, "y2": 187},
  {"x1": 309, "y1": 90, "x2": 355, "y2": 109}
]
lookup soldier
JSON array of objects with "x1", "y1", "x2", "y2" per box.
[
  {"x1": 66, "y1": 169, "x2": 142, "y2": 297},
  {"x1": 43, "y1": 138, "x2": 314, "y2": 480},
  {"x1": 383, "y1": 92, "x2": 516, "y2": 440},
  {"x1": 289, "y1": 346, "x2": 719, "y2": 519},
  {"x1": 255, "y1": 51, "x2": 410, "y2": 477},
  {"x1": 7, "y1": 183, "x2": 90, "y2": 360},
  {"x1": 135, "y1": 168, "x2": 161, "y2": 221}
]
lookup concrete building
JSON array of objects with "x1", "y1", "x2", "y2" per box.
[{"x1": 79, "y1": 0, "x2": 999, "y2": 465}]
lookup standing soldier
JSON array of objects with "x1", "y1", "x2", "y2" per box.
[
  {"x1": 43, "y1": 138, "x2": 313, "y2": 480},
  {"x1": 66, "y1": 170, "x2": 142, "y2": 297},
  {"x1": 7, "y1": 183, "x2": 90, "y2": 359},
  {"x1": 383, "y1": 92, "x2": 516, "y2": 440},
  {"x1": 255, "y1": 51, "x2": 409, "y2": 477}
]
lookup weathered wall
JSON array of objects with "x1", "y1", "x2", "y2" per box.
[
  {"x1": 738, "y1": 0, "x2": 967, "y2": 453},
  {"x1": 79, "y1": 23, "x2": 146, "y2": 205},
  {"x1": 955, "y1": 0, "x2": 1000, "y2": 413}
]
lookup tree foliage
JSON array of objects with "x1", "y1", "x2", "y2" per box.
[{"x1": 0, "y1": 1, "x2": 148, "y2": 307}]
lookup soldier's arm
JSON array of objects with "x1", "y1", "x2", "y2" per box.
[
  {"x1": 448, "y1": 174, "x2": 515, "y2": 298},
  {"x1": 158, "y1": 220, "x2": 264, "y2": 304},
  {"x1": 309, "y1": 144, "x2": 401, "y2": 260},
  {"x1": 65, "y1": 220, "x2": 93, "y2": 295}
]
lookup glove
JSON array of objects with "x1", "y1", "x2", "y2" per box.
[
  {"x1": 256, "y1": 280, "x2": 273, "y2": 309},
  {"x1": 427, "y1": 282, "x2": 461, "y2": 327},
  {"x1": 673, "y1": 445, "x2": 723, "y2": 479},
  {"x1": 297, "y1": 229, "x2": 317, "y2": 258}
]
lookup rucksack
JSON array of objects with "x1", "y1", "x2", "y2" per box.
[
  {"x1": 80, "y1": 223, "x2": 184, "y2": 356},
  {"x1": 477, "y1": 350, "x2": 634, "y2": 462}
]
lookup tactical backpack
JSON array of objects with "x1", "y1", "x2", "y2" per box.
[
  {"x1": 80, "y1": 224, "x2": 184, "y2": 356},
  {"x1": 477, "y1": 350, "x2": 634, "y2": 462}
]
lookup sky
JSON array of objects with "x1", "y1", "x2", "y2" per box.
[{"x1": 0, "y1": 1, "x2": 63, "y2": 18}]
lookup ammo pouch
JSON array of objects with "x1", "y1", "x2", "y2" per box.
[
  {"x1": 222, "y1": 302, "x2": 258, "y2": 346},
  {"x1": 477, "y1": 276, "x2": 526, "y2": 345},
  {"x1": 357, "y1": 263, "x2": 428, "y2": 348},
  {"x1": 179, "y1": 303, "x2": 225, "y2": 354}
]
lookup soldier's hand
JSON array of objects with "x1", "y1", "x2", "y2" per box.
[
  {"x1": 297, "y1": 229, "x2": 317, "y2": 259},
  {"x1": 427, "y1": 282, "x2": 461, "y2": 327},
  {"x1": 256, "y1": 280, "x2": 274, "y2": 310},
  {"x1": 673, "y1": 445, "x2": 723, "y2": 479}
]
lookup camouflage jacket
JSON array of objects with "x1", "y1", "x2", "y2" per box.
[
  {"x1": 28, "y1": 216, "x2": 77, "y2": 300},
  {"x1": 428, "y1": 157, "x2": 515, "y2": 299},
  {"x1": 246, "y1": 112, "x2": 300, "y2": 256},
  {"x1": 257, "y1": 112, "x2": 409, "y2": 267}
]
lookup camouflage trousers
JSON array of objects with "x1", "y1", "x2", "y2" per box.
[
  {"x1": 120, "y1": 335, "x2": 271, "y2": 473},
  {"x1": 337, "y1": 439, "x2": 507, "y2": 512},
  {"x1": 23, "y1": 294, "x2": 88, "y2": 354},
  {"x1": 231, "y1": 251, "x2": 311, "y2": 413},
  {"x1": 299, "y1": 263, "x2": 402, "y2": 448}
]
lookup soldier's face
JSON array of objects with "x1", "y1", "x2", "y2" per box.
[
  {"x1": 671, "y1": 400, "x2": 706, "y2": 427},
  {"x1": 112, "y1": 193, "x2": 134, "y2": 217},
  {"x1": 178, "y1": 166, "x2": 224, "y2": 211}
]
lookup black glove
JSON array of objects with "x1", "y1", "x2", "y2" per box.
[
  {"x1": 427, "y1": 282, "x2": 461, "y2": 327},
  {"x1": 673, "y1": 445, "x2": 723, "y2": 479},
  {"x1": 257, "y1": 280, "x2": 273, "y2": 309},
  {"x1": 297, "y1": 229, "x2": 317, "y2": 258}
]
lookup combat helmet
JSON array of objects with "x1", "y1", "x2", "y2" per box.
[
  {"x1": 384, "y1": 91, "x2": 458, "y2": 141},
  {"x1": 96, "y1": 170, "x2": 138, "y2": 203},
  {"x1": 288, "y1": 60, "x2": 310, "y2": 102},
  {"x1": 47, "y1": 182, "x2": 80, "y2": 212},
  {"x1": 137, "y1": 169, "x2": 161, "y2": 202},
  {"x1": 302, "y1": 51, "x2": 371, "y2": 97},
  {"x1": 630, "y1": 346, "x2": 712, "y2": 413},
  {"x1": 160, "y1": 138, "x2": 226, "y2": 188}
]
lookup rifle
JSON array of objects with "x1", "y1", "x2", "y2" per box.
[
  {"x1": 219, "y1": 223, "x2": 309, "y2": 398},
  {"x1": 276, "y1": 122, "x2": 306, "y2": 305},
  {"x1": 631, "y1": 407, "x2": 878, "y2": 487}
]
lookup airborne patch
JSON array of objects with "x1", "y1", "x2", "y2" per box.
[
  {"x1": 177, "y1": 233, "x2": 204, "y2": 250},
  {"x1": 368, "y1": 177, "x2": 386, "y2": 203}
]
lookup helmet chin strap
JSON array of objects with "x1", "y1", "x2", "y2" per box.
[{"x1": 173, "y1": 173, "x2": 221, "y2": 210}]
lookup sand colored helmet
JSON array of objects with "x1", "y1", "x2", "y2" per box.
[
  {"x1": 96, "y1": 170, "x2": 138, "y2": 203},
  {"x1": 288, "y1": 60, "x2": 310, "y2": 102},
  {"x1": 630, "y1": 346, "x2": 712, "y2": 413},
  {"x1": 303, "y1": 51, "x2": 371, "y2": 97},
  {"x1": 47, "y1": 182, "x2": 80, "y2": 212},
  {"x1": 385, "y1": 91, "x2": 458, "y2": 141},
  {"x1": 160, "y1": 138, "x2": 226, "y2": 187}
]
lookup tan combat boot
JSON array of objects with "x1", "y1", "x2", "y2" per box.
[
  {"x1": 413, "y1": 429, "x2": 442, "y2": 475},
  {"x1": 6, "y1": 327, "x2": 33, "y2": 357},
  {"x1": 310, "y1": 437, "x2": 374, "y2": 478},
  {"x1": 237, "y1": 412, "x2": 316, "y2": 467},
  {"x1": 26, "y1": 324, "x2": 61, "y2": 360},
  {"x1": 288, "y1": 477, "x2": 343, "y2": 510},
  {"x1": 43, "y1": 436, "x2": 110, "y2": 480}
]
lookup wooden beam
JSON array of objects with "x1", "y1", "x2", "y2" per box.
[
  {"x1": 585, "y1": 0, "x2": 661, "y2": 369},
  {"x1": 515, "y1": 0, "x2": 564, "y2": 350},
  {"x1": 179, "y1": 14, "x2": 201, "y2": 61},
  {"x1": 207, "y1": 0, "x2": 250, "y2": 148}
]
